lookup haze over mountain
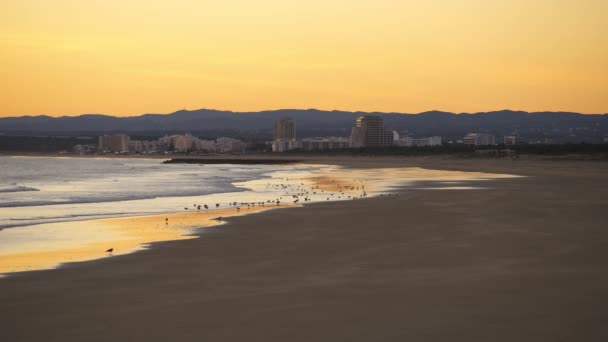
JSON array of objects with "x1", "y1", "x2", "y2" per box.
[{"x1": 1, "y1": 109, "x2": 607, "y2": 143}]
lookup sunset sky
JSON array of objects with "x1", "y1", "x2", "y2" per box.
[{"x1": 0, "y1": 0, "x2": 606, "y2": 117}]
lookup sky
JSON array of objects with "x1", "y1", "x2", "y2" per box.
[{"x1": 0, "y1": 0, "x2": 607, "y2": 117}]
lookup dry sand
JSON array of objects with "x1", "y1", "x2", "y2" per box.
[{"x1": 2, "y1": 156, "x2": 608, "y2": 341}]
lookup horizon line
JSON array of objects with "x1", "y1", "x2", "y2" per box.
[{"x1": 2, "y1": 107, "x2": 607, "y2": 119}]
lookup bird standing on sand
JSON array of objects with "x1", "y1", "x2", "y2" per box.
[{"x1": 106, "y1": 248, "x2": 113, "y2": 255}]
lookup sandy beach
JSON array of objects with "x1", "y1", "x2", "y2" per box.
[{"x1": 2, "y1": 156, "x2": 608, "y2": 341}]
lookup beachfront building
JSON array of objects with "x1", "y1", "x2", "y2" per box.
[
  {"x1": 274, "y1": 117, "x2": 296, "y2": 140},
  {"x1": 350, "y1": 115, "x2": 393, "y2": 148},
  {"x1": 464, "y1": 133, "x2": 497, "y2": 146},
  {"x1": 129, "y1": 140, "x2": 161, "y2": 153},
  {"x1": 193, "y1": 139, "x2": 217, "y2": 152},
  {"x1": 158, "y1": 134, "x2": 245, "y2": 153},
  {"x1": 216, "y1": 137, "x2": 244, "y2": 153},
  {"x1": 172, "y1": 134, "x2": 198, "y2": 153},
  {"x1": 272, "y1": 117, "x2": 298, "y2": 152},
  {"x1": 394, "y1": 135, "x2": 442, "y2": 147},
  {"x1": 300, "y1": 137, "x2": 351, "y2": 151},
  {"x1": 159, "y1": 134, "x2": 208, "y2": 153},
  {"x1": 394, "y1": 135, "x2": 415, "y2": 147},
  {"x1": 98, "y1": 134, "x2": 130, "y2": 153},
  {"x1": 272, "y1": 140, "x2": 300, "y2": 152},
  {"x1": 414, "y1": 136, "x2": 442, "y2": 147}
]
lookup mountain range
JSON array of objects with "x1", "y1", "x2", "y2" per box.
[{"x1": 1, "y1": 109, "x2": 607, "y2": 143}]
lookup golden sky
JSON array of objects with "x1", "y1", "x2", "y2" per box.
[{"x1": 0, "y1": 0, "x2": 607, "y2": 117}]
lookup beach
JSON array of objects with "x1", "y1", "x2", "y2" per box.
[{"x1": 2, "y1": 156, "x2": 608, "y2": 341}]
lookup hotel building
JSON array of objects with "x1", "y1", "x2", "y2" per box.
[{"x1": 350, "y1": 116, "x2": 393, "y2": 148}]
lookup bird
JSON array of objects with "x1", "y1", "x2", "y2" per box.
[{"x1": 106, "y1": 248, "x2": 113, "y2": 254}]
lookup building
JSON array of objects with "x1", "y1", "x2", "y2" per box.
[
  {"x1": 129, "y1": 140, "x2": 160, "y2": 153},
  {"x1": 350, "y1": 116, "x2": 393, "y2": 148},
  {"x1": 172, "y1": 134, "x2": 198, "y2": 153},
  {"x1": 274, "y1": 117, "x2": 296, "y2": 141},
  {"x1": 158, "y1": 134, "x2": 245, "y2": 153},
  {"x1": 414, "y1": 136, "x2": 442, "y2": 147},
  {"x1": 159, "y1": 134, "x2": 202, "y2": 153},
  {"x1": 395, "y1": 135, "x2": 442, "y2": 147},
  {"x1": 394, "y1": 136, "x2": 415, "y2": 147},
  {"x1": 193, "y1": 139, "x2": 217, "y2": 152},
  {"x1": 463, "y1": 133, "x2": 496, "y2": 146},
  {"x1": 216, "y1": 137, "x2": 244, "y2": 153},
  {"x1": 503, "y1": 135, "x2": 518, "y2": 146},
  {"x1": 272, "y1": 140, "x2": 300, "y2": 152},
  {"x1": 98, "y1": 134, "x2": 130, "y2": 153},
  {"x1": 300, "y1": 137, "x2": 350, "y2": 151},
  {"x1": 272, "y1": 117, "x2": 298, "y2": 152}
]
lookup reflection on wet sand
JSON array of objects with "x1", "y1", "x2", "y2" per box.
[{"x1": 0, "y1": 206, "x2": 273, "y2": 274}]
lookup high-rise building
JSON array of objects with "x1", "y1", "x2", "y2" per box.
[
  {"x1": 98, "y1": 134, "x2": 130, "y2": 153},
  {"x1": 350, "y1": 116, "x2": 393, "y2": 148},
  {"x1": 272, "y1": 117, "x2": 297, "y2": 152},
  {"x1": 274, "y1": 117, "x2": 296, "y2": 141}
]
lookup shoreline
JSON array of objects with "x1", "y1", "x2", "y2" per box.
[
  {"x1": 0, "y1": 161, "x2": 516, "y2": 275},
  {"x1": 2, "y1": 157, "x2": 607, "y2": 341}
]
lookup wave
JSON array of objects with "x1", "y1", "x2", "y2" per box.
[
  {"x1": 8, "y1": 211, "x2": 154, "y2": 222},
  {"x1": 0, "y1": 184, "x2": 247, "y2": 208},
  {"x1": 0, "y1": 212, "x2": 156, "y2": 230},
  {"x1": 0, "y1": 185, "x2": 40, "y2": 193}
]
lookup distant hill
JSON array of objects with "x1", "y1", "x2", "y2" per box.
[{"x1": 1, "y1": 109, "x2": 607, "y2": 143}]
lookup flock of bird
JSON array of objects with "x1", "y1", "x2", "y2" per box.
[
  {"x1": 106, "y1": 178, "x2": 372, "y2": 255},
  {"x1": 176, "y1": 178, "x2": 371, "y2": 214}
]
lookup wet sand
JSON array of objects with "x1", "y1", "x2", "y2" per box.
[
  {"x1": 0, "y1": 207, "x2": 272, "y2": 274},
  {"x1": 2, "y1": 157, "x2": 608, "y2": 341}
]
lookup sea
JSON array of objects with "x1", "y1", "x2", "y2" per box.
[{"x1": 0, "y1": 156, "x2": 338, "y2": 232}]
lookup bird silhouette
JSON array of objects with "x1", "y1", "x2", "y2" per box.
[{"x1": 106, "y1": 248, "x2": 113, "y2": 254}]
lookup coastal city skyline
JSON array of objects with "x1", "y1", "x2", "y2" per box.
[{"x1": 1, "y1": 1, "x2": 607, "y2": 116}]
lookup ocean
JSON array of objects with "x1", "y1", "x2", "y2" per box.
[{"x1": 0, "y1": 156, "x2": 327, "y2": 231}]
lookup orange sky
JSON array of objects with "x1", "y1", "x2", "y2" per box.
[{"x1": 0, "y1": 0, "x2": 607, "y2": 117}]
